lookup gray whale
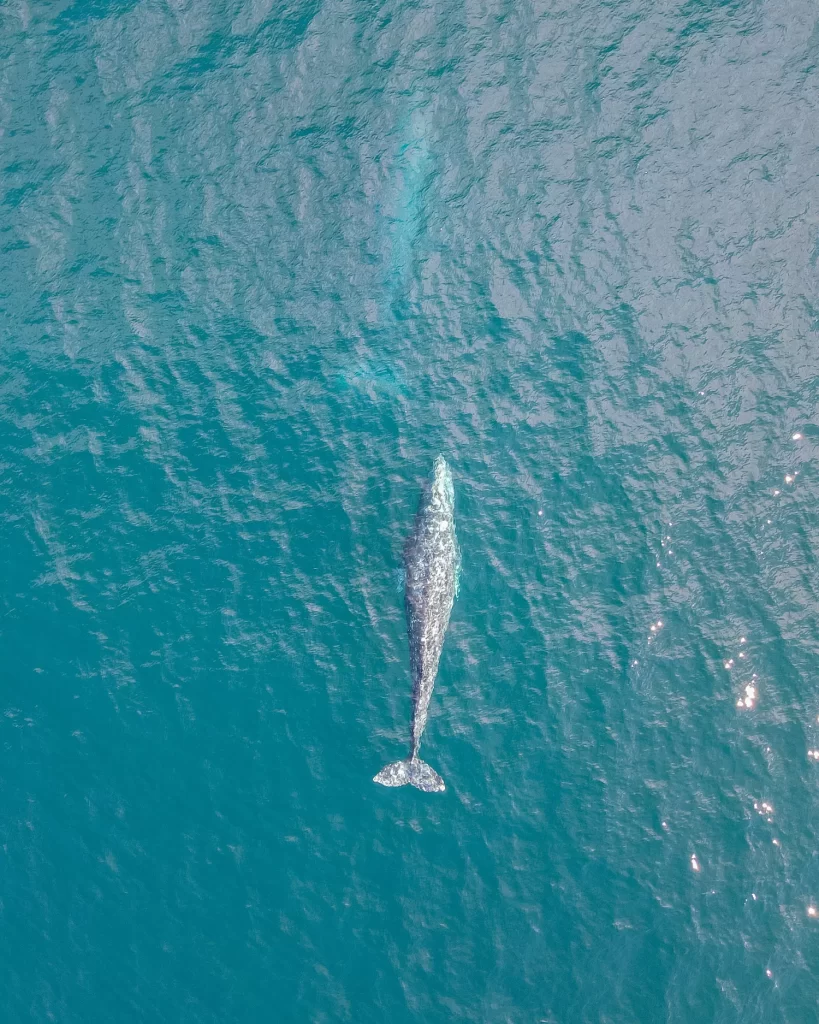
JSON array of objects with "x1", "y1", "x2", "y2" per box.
[{"x1": 374, "y1": 456, "x2": 458, "y2": 793}]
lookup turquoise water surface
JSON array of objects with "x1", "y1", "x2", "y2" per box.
[{"x1": 2, "y1": 0, "x2": 819, "y2": 1020}]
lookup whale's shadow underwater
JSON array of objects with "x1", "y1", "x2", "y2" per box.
[
  {"x1": 333, "y1": 358, "x2": 407, "y2": 400},
  {"x1": 384, "y1": 105, "x2": 432, "y2": 306},
  {"x1": 334, "y1": 103, "x2": 434, "y2": 405},
  {"x1": 374, "y1": 456, "x2": 459, "y2": 793}
]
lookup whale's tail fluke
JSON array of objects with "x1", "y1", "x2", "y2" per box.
[{"x1": 373, "y1": 757, "x2": 445, "y2": 793}]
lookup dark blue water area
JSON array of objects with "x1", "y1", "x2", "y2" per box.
[{"x1": 2, "y1": 0, "x2": 819, "y2": 1020}]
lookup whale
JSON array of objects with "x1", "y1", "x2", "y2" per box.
[
  {"x1": 334, "y1": 358, "x2": 407, "y2": 400},
  {"x1": 378, "y1": 100, "x2": 434, "y2": 323},
  {"x1": 387, "y1": 107, "x2": 431, "y2": 295},
  {"x1": 374, "y1": 456, "x2": 459, "y2": 793}
]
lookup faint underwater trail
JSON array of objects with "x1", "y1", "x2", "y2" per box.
[{"x1": 380, "y1": 99, "x2": 435, "y2": 323}]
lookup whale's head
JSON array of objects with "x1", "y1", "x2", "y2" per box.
[{"x1": 430, "y1": 456, "x2": 454, "y2": 512}]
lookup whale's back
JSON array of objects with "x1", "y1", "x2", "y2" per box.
[{"x1": 404, "y1": 483, "x2": 457, "y2": 689}]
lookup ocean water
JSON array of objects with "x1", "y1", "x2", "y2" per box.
[{"x1": 2, "y1": 0, "x2": 819, "y2": 1020}]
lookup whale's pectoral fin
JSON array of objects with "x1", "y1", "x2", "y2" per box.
[{"x1": 373, "y1": 758, "x2": 445, "y2": 793}]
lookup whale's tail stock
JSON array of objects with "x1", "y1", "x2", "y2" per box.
[{"x1": 373, "y1": 757, "x2": 445, "y2": 793}]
